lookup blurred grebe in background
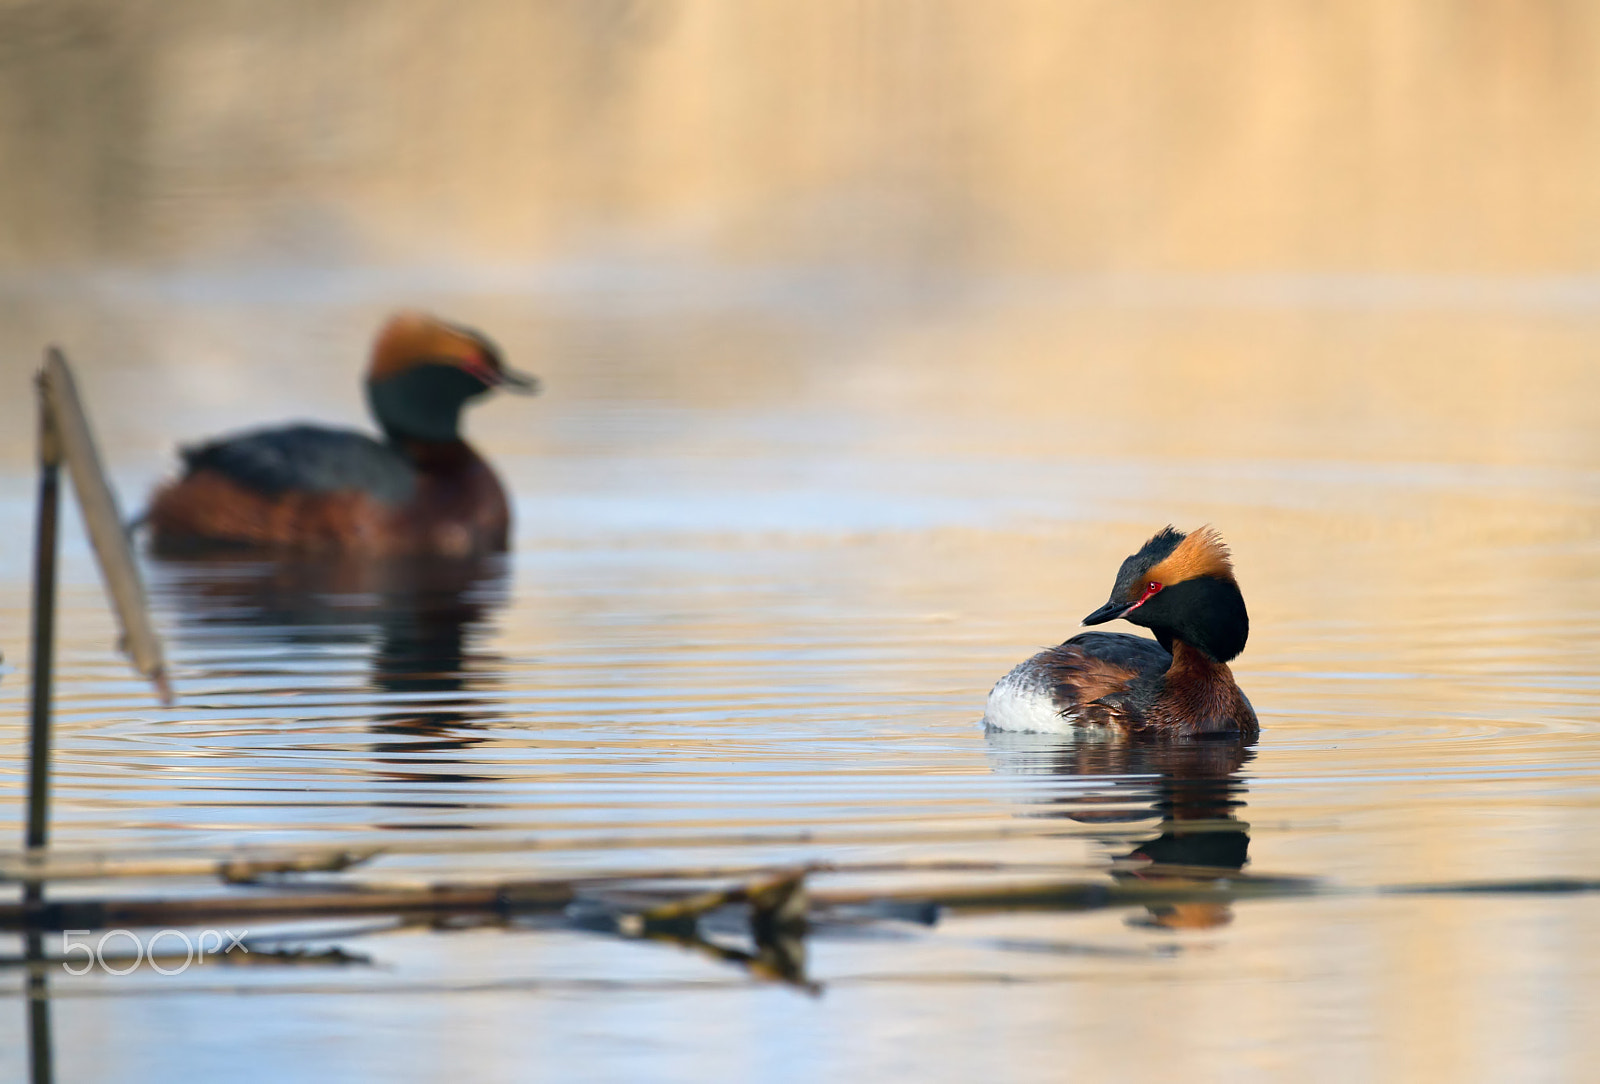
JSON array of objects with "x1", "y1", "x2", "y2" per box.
[{"x1": 146, "y1": 312, "x2": 537, "y2": 557}]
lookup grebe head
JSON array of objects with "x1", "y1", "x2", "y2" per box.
[
  {"x1": 366, "y1": 312, "x2": 539, "y2": 443},
  {"x1": 1081, "y1": 525, "x2": 1249, "y2": 663}
]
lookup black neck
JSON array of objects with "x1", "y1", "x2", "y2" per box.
[
  {"x1": 368, "y1": 363, "x2": 489, "y2": 445},
  {"x1": 1147, "y1": 576, "x2": 1249, "y2": 663}
]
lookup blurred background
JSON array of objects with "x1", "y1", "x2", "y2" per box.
[
  {"x1": 1, "y1": 4, "x2": 1600, "y2": 1083},
  {"x1": 0, "y1": 0, "x2": 1595, "y2": 469},
  {"x1": 5, "y1": 0, "x2": 1600, "y2": 273}
]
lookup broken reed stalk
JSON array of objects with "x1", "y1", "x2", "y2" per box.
[
  {"x1": 0, "y1": 818, "x2": 1125, "y2": 884},
  {"x1": 0, "y1": 849, "x2": 1112, "y2": 887},
  {"x1": 0, "y1": 857, "x2": 1592, "y2": 941},
  {"x1": 25, "y1": 349, "x2": 174, "y2": 870},
  {"x1": 609, "y1": 869, "x2": 808, "y2": 936},
  {"x1": 0, "y1": 868, "x2": 1328, "y2": 933},
  {"x1": 37, "y1": 349, "x2": 171, "y2": 703}
]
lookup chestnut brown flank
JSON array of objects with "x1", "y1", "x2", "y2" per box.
[
  {"x1": 147, "y1": 471, "x2": 390, "y2": 552},
  {"x1": 1044, "y1": 649, "x2": 1138, "y2": 703},
  {"x1": 1037, "y1": 646, "x2": 1141, "y2": 726},
  {"x1": 147, "y1": 438, "x2": 512, "y2": 557}
]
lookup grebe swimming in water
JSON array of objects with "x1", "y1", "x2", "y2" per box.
[
  {"x1": 983, "y1": 526, "x2": 1257, "y2": 737},
  {"x1": 146, "y1": 312, "x2": 537, "y2": 557}
]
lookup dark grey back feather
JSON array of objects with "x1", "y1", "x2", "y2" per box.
[
  {"x1": 180, "y1": 424, "x2": 416, "y2": 504},
  {"x1": 1060, "y1": 631, "x2": 1171, "y2": 673}
]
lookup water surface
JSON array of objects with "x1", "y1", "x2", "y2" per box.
[{"x1": 0, "y1": 276, "x2": 1598, "y2": 1082}]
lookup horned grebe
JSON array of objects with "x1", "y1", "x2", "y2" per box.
[
  {"x1": 983, "y1": 526, "x2": 1257, "y2": 737},
  {"x1": 146, "y1": 312, "x2": 537, "y2": 557}
]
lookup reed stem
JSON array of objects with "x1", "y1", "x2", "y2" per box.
[{"x1": 26, "y1": 387, "x2": 61, "y2": 854}]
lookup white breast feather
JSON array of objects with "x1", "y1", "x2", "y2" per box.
[{"x1": 982, "y1": 656, "x2": 1077, "y2": 733}]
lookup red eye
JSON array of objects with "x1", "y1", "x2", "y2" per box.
[{"x1": 1148, "y1": 582, "x2": 1160, "y2": 593}]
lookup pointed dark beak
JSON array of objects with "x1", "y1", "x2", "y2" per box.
[
  {"x1": 498, "y1": 367, "x2": 541, "y2": 395},
  {"x1": 1081, "y1": 599, "x2": 1130, "y2": 626}
]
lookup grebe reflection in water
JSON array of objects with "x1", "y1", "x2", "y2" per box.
[
  {"x1": 985, "y1": 730, "x2": 1255, "y2": 929},
  {"x1": 149, "y1": 552, "x2": 512, "y2": 749}
]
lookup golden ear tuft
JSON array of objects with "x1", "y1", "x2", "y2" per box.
[
  {"x1": 368, "y1": 311, "x2": 485, "y2": 382},
  {"x1": 1148, "y1": 524, "x2": 1234, "y2": 585}
]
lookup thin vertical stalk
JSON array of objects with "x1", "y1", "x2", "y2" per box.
[
  {"x1": 26, "y1": 387, "x2": 61, "y2": 853},
  {"x1": 25, "y1": 930, "x2": 53, "y2": 1084}
]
